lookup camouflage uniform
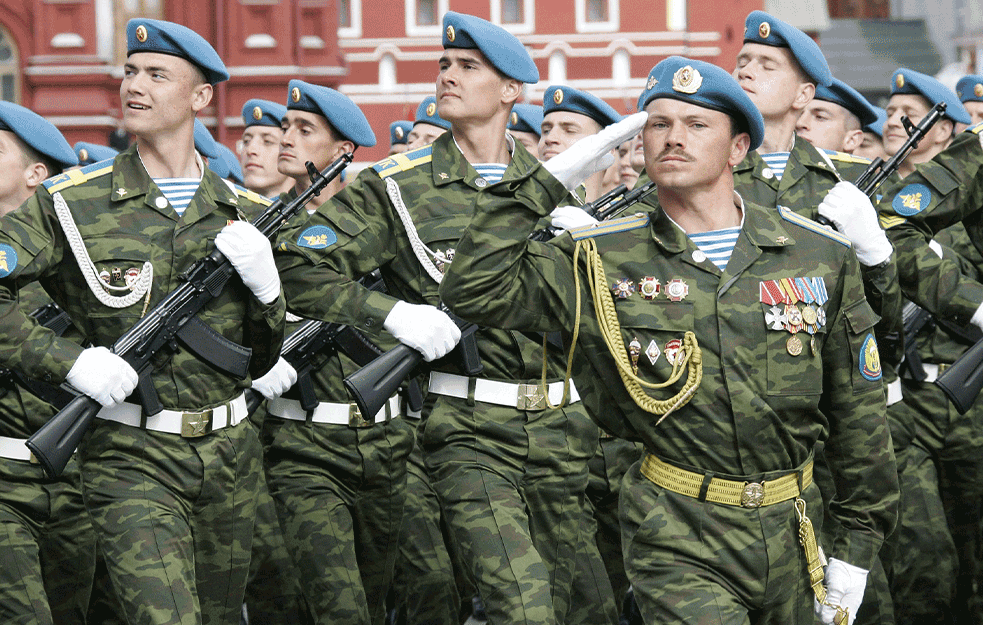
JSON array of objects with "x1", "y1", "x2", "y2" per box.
[
  {"x1": 439, "y1": 163, "x2": 899, "y2": 623},
  {"x1": 0, "y1": 282, "x2": 97, "y2": 625},
  {"x1": 0, "y1": 146, "x2": 285, "y2": 625},
  {"x1": 275, "y1": 133, "x2": 598, "y2": 625}
]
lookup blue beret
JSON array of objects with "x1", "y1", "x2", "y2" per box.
[
  {"x1": 637, "y1": 56, "x2": 765, "y2": 151},
  {"x1": 126, "y1": 19, "x2": 228, "y2": 85},
  {"x1": 865, "y1": 107, "x2": 888, "y2": 138},
  {"x1": 73, "y1": 142, "x2": 119, "y2": 166},
  {"x1": 508, "y1": 104, "x2": 544, "y2": 136},
  {"x1": 208, "y1": 143, "x2": 243, "y2": 184},
  {"x1": 0, "y1": 102, "x2": 77, "y2": 169},
  {"x1": 193, "y1": 119, "x2": 220, "y2": 160},
  {"x1": 390, "y1": 121, "x2": 413, "y2": 145},
  {"x1": 813, "y1": 78, "x2": 879, "y2": 127},
  {"x1": 414, "y1": 96, "x2": 451, "y2": 130},
  {"x1": 956, "y1": 75, "x2": 983, "y2": 104},
  {"x1": 442, "y1": 12, "x2": 539, "y2": 84},
  {"x1": 891, "y1": 68, "x2": 971, "y2": 125},
  {"x1": 286, "y1": 80, "x2": 377, "y2": 148},
  {"x1": 543, "y1": 86, "x2": 623, "y2": 128},
  {"x1": 242, "y1": 99, "x2": 286, "y2": 129},
  {"x1": 743, "y1": 11, "x2": 832, "y2": 87}
]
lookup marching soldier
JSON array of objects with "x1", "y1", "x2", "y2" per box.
[
  {"x1": 406, "y1": 95, "x2": 450, "y2": 150},
  {"x1": 440, "y1": 55, "x2": 898, "y2": 625},
  {"x1": 0, "y1": 19, "x2": 284, "y2": 625},
  {"x1": 239, "y1": 99, "x2": 293, "y2": 198},
  {"x1": 275, "y1": 12, "x2": 599, "y2": 625},
  {"x1": 390, "y1": 120, "x2": 413, "y2": 155},
  {"x1": 0, "y1": 102, "x2": 94, "y2": 625},
  {"x1": 854, "y1": 107, "x2": 889, "y2": 162},
  {"x1": 209, "y1": 142, "x2": 243, "y2": 184},
  {"x1": 796, "y1": 78, "x2": 880, "y2": 155},
  {"x1": 956, "y1": 75, "x2": 983, "y2": 127},
  {"x1": 507, "y1": 103, "x2": 544, "y2": 156}
]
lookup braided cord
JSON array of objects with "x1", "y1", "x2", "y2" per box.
[{"x1": 385, "y1": 177, "x2": 446, "y2": 284}]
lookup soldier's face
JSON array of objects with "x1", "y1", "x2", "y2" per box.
[
  {"x1": 642, "y1": 98, "x2": 749, "y2": 193},
  {"x1": 884, "y1": 94, "x2": 951, "y2": 162},
  {"x1": 240, "y1": 126, "x2": 289, "y2": 195},
  {"x1": 120, "y1": 53, "x2": 211, "y2": 139},
  {"x1": 406, "y1": 123, "x2": 446, "y2": 150},
  {"x1": 0, "y1": 131, "x2": 35, "y2": 216},
  {"x1": 279, "y1": 110, "x2": 343, "y2": 179},
  {"x1": 734, "y1": 44, "x2": 811, "y2": 119},
  {"x1": 630, "y1": 133, "x2": 645, "y2": 173},
  {"x1": 509, "y1": 130, "x2": 541, "y2": 157},
  {"x1": 796, "y1": 100, "x2": 863, "y2": 153},
  {"x1": 854, "y1": 131, "x2": 888, "y2": 161},
  {"x1": 965, "y1": 101, "x2": 983, "y2": 126},
  {"x1": 436, "y1": 49, "x2": 516, "y2": 125},
  {"x1": 389, "y1": 142, "x2": 409, "y2": 155},
  {"x1": 539, "y1": 111, "x2": 602, "y2": 161}
]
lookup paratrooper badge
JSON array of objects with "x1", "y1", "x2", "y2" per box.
[
  {"x1": 612, "y1": 278, "x2": 634, "y2": 299},
  {"x1": 124, "y1": 267, "x2": 141, "y2": 289},
  {"x1": 645, "y1": 339, "x2": 661, "y2": 365},
  {"x1": 859, "y1": 333, "x2": 882, "y2": 381},
  {"x1": 0, "y1": 244, "x2": 16, "y2": 278},
  {"x1": 892, "y1": 183, "x2": 931, "y2": 216},
  {"x1": 296, "y1": 225, "x2": 337, "y2": 249},
  {"x1": 99, "y1": 270, "x2": 111, "y2": 285},
  {"x1": 629, "y1": 337, "x2": 641, "y2": 374},
  {"x1": 646, "y1": 75, "x2": 658, "y2": 90}
]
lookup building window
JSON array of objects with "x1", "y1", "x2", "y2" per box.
[
  {"x1": 406, "y1": 0, "x2": 448, "y2": 36},
  {"x1": 575, "y1": 0, "x2": 619, "y2": 32},
  {"x1": 0, "y1": 27, "x2": 18, "y2": 104},
  {"x1": 338, "y1": 0, "x2": 362, "y2": 38},
  {"x1": 490, "y1": 0, "x2": 534, "y2": 34}
]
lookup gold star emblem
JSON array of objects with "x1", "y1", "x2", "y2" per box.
[
  {"x1": 252, "y1": 106, "x2": 263, "y2": 121},
  {"x1": 553, "y1": 89, "x2": 564, "y2": 105},
  {"x1": 758, "y1": 21, "x2": 770, "y2": 39},
  {"x1": 975, "y1": 83, "x2": 983, "y2": 98},
  {"x1": 116, "y1": 188, "x2": 127, "y2": 197},
  {"x1": 79, "y1": 148, "x2": 88, "y2": 161},
  {"x1": 446, "y1": 25, "x2": 455, "y2": 42},
  {"x1": 291, "y1": 87, "x2": 301, "y2": 103},
  {"x1": 426, "y1": 102, "x2": 437, "y2": 117},
  {"x1": 135, "y1": 25, "x2": 148, "y2": 43},
  {"x1": 439, "y1": 172, "x2": 449, "y2": 180},
  {"x1": 187, "y1": 414, "x2": 209, "y2": 436}
]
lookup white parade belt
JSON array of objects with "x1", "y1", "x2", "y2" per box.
[
  {"x1": 95, "y1": 392, "x2": 248, "y2": 438},
  {"x1": 0, "y1": 436, "x2": 37, "y2": 463},
  {"x1": 267, "y1": 395, "x2": 401, "y2": 427},
  {"x1": 428, "y1": 372, "x2": 580, "y2": 410}
]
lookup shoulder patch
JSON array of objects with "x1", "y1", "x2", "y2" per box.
[
  {"x1": 859, "y1": 332, "x2": 882, "y2": 381},
  {"x1": 892, "y1": 183, "x2": 931, "y2": 216},
  {"x1": 777, "y1": 206, "x2": 851, "y2": 247},
  {"x1": 230, "y1": 183, "x2": 273, "y2": 207},
  {"x1": 570, "y1": 213, "x2": 649, "y2": 241},
  {"x1": 43, "y1": 160, "x2": 113, "y2": 193},
  {"x1": 821, "y1": 149, "x2": 871, "y2": 165},
  {"x1": 296, "y1": 225, "x2": 337, "y2": 250},
  {"x1": 372, "y1": 145, "x2": 433, "y2": 179},
  {"x1": 0, "y1": 243, "x2": 17, "y2": 278}
]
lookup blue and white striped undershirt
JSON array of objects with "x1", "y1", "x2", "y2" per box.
[
  {"x1": 761, "y1": 152, "x2": 790, "y2": 181},
  {"x1": 154, "y1": 178, "x2": 200, "y2": 216},
  {"x1": 472, "y1": 164, "x2": 508, "y2": 184},
  {"x1": 687, "y1": 227, "x2": 742, "y2": 270}
]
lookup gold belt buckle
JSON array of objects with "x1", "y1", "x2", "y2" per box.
[
  {"x1": 741, "y1": 481, "x2": 765, "y2": 508},
  {"x1": 181, "y1": 409, "x2": 213, "y2": 438},
  {"x1": 516, "y1": 383, "x2": 546, "y2": 411},
  {"x1": 349, "y1": 403, "x2": 372, "y2": 428},
  {"x1": 29, "y1": 452, "x2": 39, "y2": 465}
]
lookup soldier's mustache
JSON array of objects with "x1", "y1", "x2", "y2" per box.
[{"x1": 656, "y1": 149, "x2": 694, "y2": 162}]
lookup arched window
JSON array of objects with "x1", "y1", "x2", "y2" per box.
[{"x1": 0, "y1": 26, "x2": 19, "y2": 103}]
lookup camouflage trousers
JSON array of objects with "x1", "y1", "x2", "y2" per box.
[
  {"x1": 80, "y1": 418, "x2": 261, "y2": 625},
  {"x1": 262, "y1": 415, "x2": 413, "y2": 625},
  {"x1": 621, "y1": 460, "x2": 823, "y2": 625},
  {"x1": 566, "y1": 436, "x2": 643, "y2": 625},
  {"x1": 421, "y1": 394, "x2": 597, "y2": 625},
  {"x1": 0, "y1": 455, "x2": 96, "y2": 625},
  {"x1": 391, "y1": 416, "x2": 472, "y2": 625}
]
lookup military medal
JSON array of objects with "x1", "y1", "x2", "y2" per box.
[
  {"x1": 811, "y1": 336, "x2": 818, "y2": 356},
  {"x1": 111, "y1": 267, "x2": 122, "y2": 283},
  {"x1": 786, "y1": 335, "x2": 803, "y2": 356},
  {"x1": 801, "y1": 305, "x2": 818, "y2": 326},
  {"x1": 629, "y1": 337, "x2": 641, "y2": 374},
  {"x1": 764, "y1": 306, "x2": 787, "y2": 331},
  {"x1": 665, "y1": 278, "x2": 688, "y2": 302},
  {"x1": 99, "y1": 270, "x2": 111, "y2": 285},
  {"x1": 638, "y1": 277, "x2": 660, "y2": 300},
  {"x1": 785, "y1": 304, "x2": 803, "y2": 334},
  {"x1": 612, "y1": 278, "x2": 634, "y2": 299},
  {"x1": 124, "y1": 267, "x2": 141, "y2": 289},
  {"x1": 664, "y1": 338, "x2": 683, "y2": 366},
  {"x1": 645, "y1": 340, "x2": 661, "y2": 365},
  {"x1": 435, "y1": 248, "x2": 455, "y2": 273}
]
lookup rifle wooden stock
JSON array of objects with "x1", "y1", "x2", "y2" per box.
[{"x1": 936, "y1": 338, "x2": 983, "y2": 415}]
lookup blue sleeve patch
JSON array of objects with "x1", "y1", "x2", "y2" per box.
[
  {"x1": 859, "y1": 332, "x2": 882, "y2": 381},
  {"x1": 296, "y1": 225, "x2": 337, "y2": 250},
  {"x1": 892, "y1": 183, "x2": 932, "y2": 216},
  {"x1": 0, "y1": 244, "x2": 17, "y2": 278}
]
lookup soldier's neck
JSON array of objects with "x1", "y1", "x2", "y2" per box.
[
  {"x1": 659, "y1": 181, "x2": 742, "y2": 234},
  {"x1": 292, "y1": 174, "x2": 342, "y2": 199},
  {"x1": 136, "y1": 133, "x2": 201, "y2": 179},
  {"x1": 451, "y1": 124, "x2": 511, "y2": 165},
  {"x1": 757, "y1": 114, "x2": 798, "y2": 155}
]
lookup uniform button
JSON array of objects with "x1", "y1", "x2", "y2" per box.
[
  {"x1": 762, "y1": 168, "x2": 774, "y2": 179},
  {"x1": 155, "y1": 196, "x2": 168, "y2": 208},
  {"x1": 692, "y1": 250, "x2": 707, "y2": 263},
  {"x1": 475, "y1": 178, "x2": 487, "y2": 188},
  {"x1": 364, "y1": 318, "x2": 374, "y2": 327}
]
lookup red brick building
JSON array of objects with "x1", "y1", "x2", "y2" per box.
[{"x1": 1, "y1": 0, "x2": 760, "y2": 167}]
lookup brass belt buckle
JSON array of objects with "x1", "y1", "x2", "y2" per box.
[
  {"x1": 181, "y1": 409, "x2": 213, "y2": 438},
  {"x1": 741, "y1": 481, "x2": 765, "y2": 508},
  {"x1": 349, "y1": 403, "x2": 371, "y2": 428},
  {"x1": 516, "y1": 383, "x2": 546, "y2": 411}
]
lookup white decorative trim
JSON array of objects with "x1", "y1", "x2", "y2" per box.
[
  {"x1": 548, "y1": 50, "x2": 566, "y2": 84},
  {"x1": 300, "y1": 36, "x2": 325, "y2": 49},
  {"x1": 575, "y1": 0, "x2": 620, "y2": 33},
  {"x1": 227, "y1": 65, "x2": 348, "y2": 77},
  {"x1": 43, "y1": 115, "x2": 120, "y2": 127},
  {"x1": 338, "y1": 0, "x2": 363, "y2": 38},
  {"x1": 405, "y1": 0, "x2": 449, "y2": 37},
  {"x1": 490, "y1": 0, "x2": 535, "y2": 35},
  {"x1": 245, "y1": 34, "x2": 277, "y2": 49},
  {"x1": 51, "y1": 33, "x2": 85, "y2": 48},
  {"x1": 95, "y1": 0, "x2": 114, "y2": 61},
  {"x1": 666, "y1": 0, "x2": 687, "y2": 31},
  {"x1": 379, "y1": 53, "x2": 397, "y2": 90},
  {"x1": 340, "y1": 30, "x2": 719, "y2": 48}
]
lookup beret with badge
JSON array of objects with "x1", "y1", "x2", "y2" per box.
[
  {"x1": 242, "y1": 99, "x2": 287, "y2": 129},
  {"x1": 286, "y1": 79, "x2": 377, "y2": 148},
  {"x1": 891, "y1": 68, "x2": 971, "y2": 125},
  {"x1": 414, "y1": 96, "x2": 451, "y2": 130},
  {"x1": 813, "y1": 78, "x2": 880, "y2": 128},
  {"x1": 74, "y1": 142, "x2": 119, "y2": 166},
  {"x1": 0, "y1": 101, "x2": 77, "y2": 170},
  {"x1": 742, "y1": 10, "x2": 833, "y2": 87},
  {"x1": 956, "y1": 74, "x2": 983, "y2": 104},
  {"x1": 390, "y1": 120, "x2": 413, "y2": 145},
  {"x1": 543, "y1": 86, "x2": 623, "y2": 128},
  {"x1": 442, "y1": 11, "x2": 539, "y2": 84},
  {"x1": 508, "y1": 103, "x2": 545, "y2": 136},
  {"x1": 126, "y1": 18, "x2": 229, "y2": 85}
]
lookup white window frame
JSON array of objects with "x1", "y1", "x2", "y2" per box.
[
  {"x1": 338, "y1": 0, "x2": 363, "y2": 39},
  {"x1": 575, "y1": 0, "x2": 619, "y2": 33},
  {"x1": 405, "y1": 0, "x2": 449, "y2": 37},
  {"x1": 490, "y1": 0, "x2": 535, "y2": 35},
  {"x1": 666, "y1": 0, "x2": 686, "y2": 31}
]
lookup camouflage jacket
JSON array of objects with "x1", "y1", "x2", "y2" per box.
[
  {"x1": 879, "y1": 124, "x2": 983, "y2": 325},
  {"x1": 0, "y1": 145, "x2": 285, "y2": 411},
  {"x1": 276, "y1": 132, "x2": 569, "y2": 382},
  {"x1": 439, "y1": 163, "x2": 898, "y2": 569}
]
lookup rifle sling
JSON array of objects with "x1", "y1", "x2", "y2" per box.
[{"x1": 175, "y1": 316, "x2": 252, "y2": 380}]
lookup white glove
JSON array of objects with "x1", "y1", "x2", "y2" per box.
[
  {"x1": 971, "y1": 302, "x2": 983, "y2": 333},
  {"x1": 544, "y1": 112, "x2": 648, "y2": 191},
  {"x1": 214, "y1": 221, "x2": 281, "y2": 304},
  {"x1": 550, "y1": 205, "x2": 599, "y2": 232},
  {"x1": 66, "y1": 346, "x2": 139, "y2": 407},
  {"x1": 251, "y1": 357, "x2": 298, "y2": 400},
  {"x1": 383, "y1": 300, "x2": 461, "y2": 361},
  {"x1": 817, "y1": 182, "x2": 893, "y2": 267},
  {"x1": 816, "y1": 558, "x2": 868, "y2": 625}
]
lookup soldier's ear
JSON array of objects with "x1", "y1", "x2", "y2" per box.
[
  {"x1": 24, "y1": 161, "x2": 49, "y2": 189},
  {"x1": 842, "y1": 128, "x2": 864, "y2": 154},
  {"x1": 191, "y1": 83, "x2": 213, "y2": 113},
  {"x1": 791, "y1": 82, "x2": 815, "y2": 112},
  {"x1": 729, "y1": 132, "x2": 751, "y2": 166},
  {"x1": 501, "y1": 79, "x2": 522, "y2": 106}
]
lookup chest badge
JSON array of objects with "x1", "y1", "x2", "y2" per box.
[
  {"x1": 665, "y1": 278, "x2": 688, "y2": 302},
  {"x1": 638, "y1": 277, "x2": 660, "y2": 300},
  {"x1": 612, "y1": 278, "x2": 634, "y2": 299},
  {"x1": 116, "y1": 188, "x2": 127, "y2": 198}
]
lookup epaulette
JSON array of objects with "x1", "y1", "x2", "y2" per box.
[
  {"x1": 777, "y1": 206, "x2": 851, "y2": 247},
  {"x1": 968, "y1": 122, "x2": 983, "y2": 136},
  {"x1": 372, "y1": 145, "x2": 433, "y2": 179},
  {"x1": 570, "y1": 212, "x2": 649, "y2": 241},
  {"x1": 821, "y1": 149, "x2": 871, "y2": 165},
  {"x1": 879, "y1": 214, "x2": 907, "y2": 230},
  {"x1": 229, "y1": 182, "x2": 272, "y2": 207},
  {"x1": 43, "y1": 159, "x2": 113, "y2": 193}
]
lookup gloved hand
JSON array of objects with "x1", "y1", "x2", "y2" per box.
[
  {"x1": 550, "y1": 205, "x2": 599, "y2": 232},
  {"x1": 215, "y1": 221, "x2": 281, "y2": 304},
  {"x1": 816, "y1": 558, "x2": 868, "y2": 625},
  {"x1": 971, "y1": 302, "x2": 983, "y2": 333},
  {"x1": 67, "y1": 346, "x2": 139, "y2": 407},
  {"x1": 251, "y1": 357, "x2": 298, "y2": 400},
  {"x1": 817, "y1": 182, "x2": 893, "y2": 267},
  {"x1": 545, "y1": 112, "x2": 648, "y2": 191},
  {"x1": 384, "y1": 301, "x2": 461, "y2": 361}
]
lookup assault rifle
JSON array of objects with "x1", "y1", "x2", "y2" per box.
[
  {"x1": 345, "y1": 180, "x2": 657, "y2": 420},
  {"x1": 0, "y1": 302, "x2": 77, "y2": 408},
  {"x1": 27, "y1": 153, "x2": 353, "y2": 478},
  {"x1": 899, "y1": 301, "x2": 935, "y2": 382}
]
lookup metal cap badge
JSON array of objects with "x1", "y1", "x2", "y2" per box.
[
  {"x1": 426, "y1": 101, "x2": 437, "y2": 116},
  {"x1": 446, "y1": 25, "x2": 455, "y2": 42},
  {"x1": 291, "y1": 87, "x2": 301, "y2": 103},
  {"x1": 135, "y1": 24, "x2": 148, "y2": 42},
  {"x1": 252, "y1": 106, "x2": 263, "y2": 121},
  {"x1": 672, "y1": 66, "x2": 703, "y2": 95},
  {"x1": 758, "y1": 21, "x2": 770, "y2": 38},
  {"x1": 553, "y1": 89, "x2": 564, "y2": 105}
]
